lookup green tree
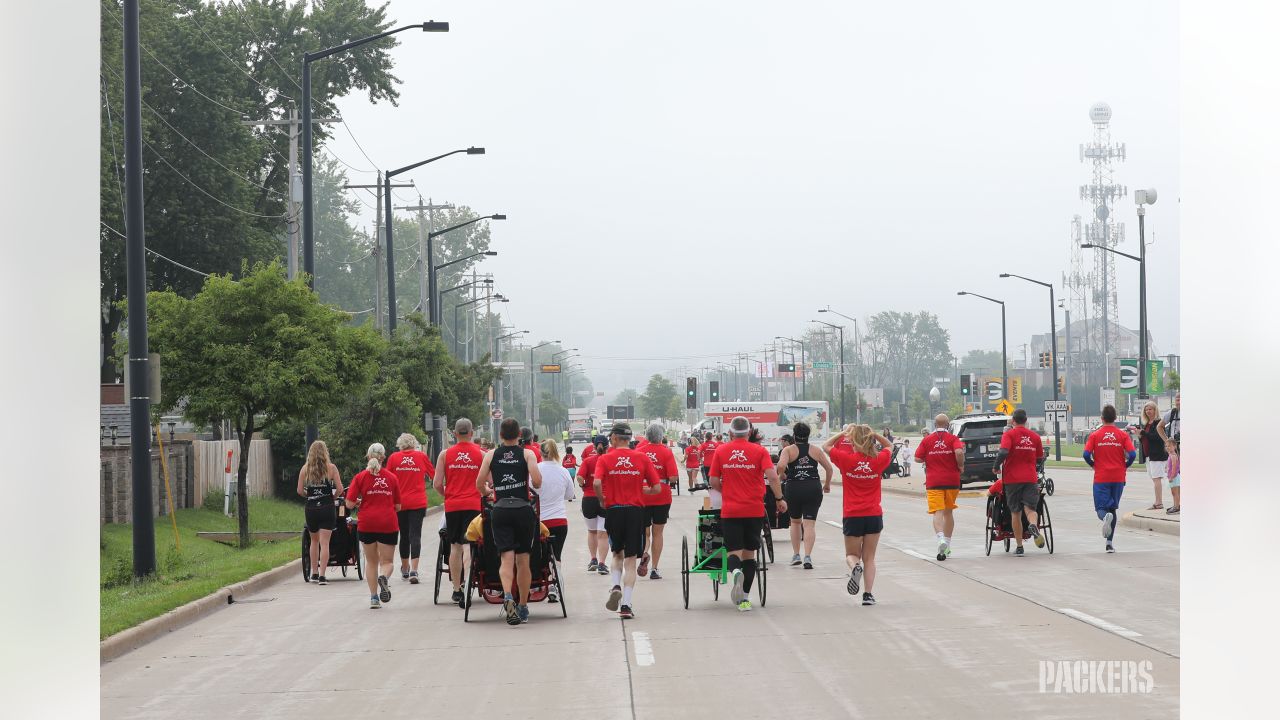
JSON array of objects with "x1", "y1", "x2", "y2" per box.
[
  {"x1": 613, "y1": 388, "x2": 639, "y2": 408},
  {"x1": 146, "y1": 263, "x2": 381, "y2": 547},
  {"x1": 101, "y1": 0, "x2": 403, "y2": 380},
  {"x1": 960, "y1": 349, "x2": 1005, "y2": 374},
  {"x1": 539, "y1": 393, "x2": 568, "y2": 435},
  {"x1": 862, "y1": 311, "x2": 954, "y2": 390},
  {"x1": 666, "y1": 396, "x2": 684, "y2": 420},
  {"x1": 639, "y1": 374, "x2": 679, "y2": 420}
]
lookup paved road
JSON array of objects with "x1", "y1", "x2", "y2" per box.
[{"x1": 102, "y1": 467, "x2": 1177, "y2": 718}]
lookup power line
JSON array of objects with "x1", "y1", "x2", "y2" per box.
[
  {"x1": 231, "y1": 0, "x2": 304, "y2": 92},
  {"x1": 185, "y1": 3, "x2": 294, "y2": 101},
  {"x1": 142, "y1": 138, "x2": 288, "y2": 220},
  {"x1": 341, "y1": 119, "x2": 380, "y2": 169},
  {"x1": 100, "y1": 74, "x2": 125, "y2": 219},
  {"x1": 101, "y1": 221, "x2": 219, "y2": 279}
]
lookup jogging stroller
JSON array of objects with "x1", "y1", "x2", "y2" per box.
[
  {"x1": 984, "y1": 484, "x2": 1055, "y2": 555},
  {"x1": 300, "y1": 489, "x2": 362, "y2": 581},
  {"x1": 881, "y1": 442, "x2": 907, "y2": 479},
  {"x1": 462, "y1": 500, "x2": 567, "y2": 622}
]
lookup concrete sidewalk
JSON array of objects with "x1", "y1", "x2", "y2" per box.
[{"x1": 1121, "y1": 507, "x2": 1181, "y2": 536}]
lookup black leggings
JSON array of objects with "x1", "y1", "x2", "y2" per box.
[{"x1": 397, "y1": 507, "x2": 426, "y2": 559}]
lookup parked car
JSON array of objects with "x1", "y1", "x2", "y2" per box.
[{"x1": 949, "y1": 413, "x2": 1011, "y2": 485}]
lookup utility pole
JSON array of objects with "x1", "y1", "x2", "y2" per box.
[
  {"x1": 1062, "y1": 305, "x2": 1074, "y2": 438},
  {"x1": 395, "y1": 197, "x2": 454, "y2": 317},
  {"x1": 241, "y1": 109, "x2": 338, "y2": 280}
]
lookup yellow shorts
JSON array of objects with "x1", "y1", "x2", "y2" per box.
[{"x1": 927, "y1": 488, "x2": 959, "y2": 514}]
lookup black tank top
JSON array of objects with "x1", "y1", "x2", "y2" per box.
[
  {"x1": 491, "y1": 444, "x2": 532, "y2": 503},
  {"x1": 786, "y1": 442, "x2": 820, "y2": 483},
  {"x1": 304, "y1": 478, "x2": 335, "y2": 507}
]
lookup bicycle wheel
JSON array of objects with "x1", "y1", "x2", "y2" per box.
[
  {"x1": 762, "y1": 524, "x2": 774, "y2": 566},
  {"x1": 463, "y1": 555, "x2": 475, "y2": 622},
  {"x1": 1039, "y1": 497, "x2": 1054, "y2": 554},
  {"x1": 681, "y1": 536, "x2": 690, "y2": 610},
  {"x1": 712, "y1": 578, "x2": 720, "y2": 601},
  {"x1": 1046, "y1": 477, "x2": 1055, "y2": 496},
  {"x1": 984, "y1": 501, "x2": 994, "y2": 556},
  {"x1": 757, "y1": 558, "x2": 767, "y2": 607},
  {"x1": 301, "y1": 529, "x2": 311, "y2": 582},
  {"x1": 551, "y1": 555, "x2": 568, "y2": 618},
  {"x1": 433, "y1": 532, "x2": 446, "y2": 605}
]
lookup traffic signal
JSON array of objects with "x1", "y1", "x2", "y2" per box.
[
  {"x1": 960, "y1": 373, "x2": 971, "y2": 396},
  {"x1": 1038, "y1": 351, "x2": 1051, "y2": 368},
  {"x1": 686, "y1": 377, "x2": 697, "y2": 409},
  {"x1": 1056, "y1": 375, "x2": 1065, "y2": 395},
  {"x1": 709, "y1": 380, "x2": 720, "y2": 402}
]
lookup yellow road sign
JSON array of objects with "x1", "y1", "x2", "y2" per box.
[
  {"x1": 994, "y1": 399, "x2": 1015, "y2": 415},
  {"x1": 1010, "y1": 377, "x2": 1022, "y2": 404}
]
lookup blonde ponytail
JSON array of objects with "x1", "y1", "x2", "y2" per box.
[{"x1": 366, "y1": 442, "x2": 386, "y2": 473}]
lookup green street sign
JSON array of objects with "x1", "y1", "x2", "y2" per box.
[{"x1": 812, "y1": 361, "x2": 834, "y2": 370}]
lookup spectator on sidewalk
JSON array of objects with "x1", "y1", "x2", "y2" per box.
[
  {"x1": 1137, "y1": 401, "x2": 1169, "y2": 510},
  {"x1": 1158, "y1": 392, "x2": 1180, "y2": 514}
]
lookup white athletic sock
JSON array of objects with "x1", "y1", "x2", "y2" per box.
[
  {"x1": 936, "y1": 532, "x2": 945, "y2": 541},
  {"x1": 611, "y1": 569, "x2": 622, "y2": 587},
  {"x1": 622, "y1": 586, "x2": 633, "y2": 606},
  {"x1": 943, "y1": 536, "x2": 951, "y2": 546}
]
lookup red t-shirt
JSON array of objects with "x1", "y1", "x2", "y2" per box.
[
  {"x1": 386, "y1": 449, "x2": 433, "y2": 510},
  {"x1": 593, "y1": 447, "x2": 660, "y2": 507},
  {"x1": 1085, "y1": 425, "x2": 1134, "y2": 484},
  {"x1": 709, "y1": 439, "x2": 775, "y2": 519},
  {"x1": 914, "y1": 430, "x2": 964, "y2": 489},
  {"x1": 684, "y1": 445, "x2": 700, "y2": 468},
  {"x1": 999, "y1": 426, "x2": 1044, "y2": 484},
  {"x1": 579, "y1": 453, "x2": 601, "y2": 497},
  {"x1": 562, "y1": 454, "x2": 578, "y2": 469},
  {"x1": 524, "y1": 443, "x2": 543, "y2": 462},
  {"x1": 637, "y1": 441, "x2": 678, "y2": 506},
  {"x1": 830, "y1": 447, "x2": 891, "y2": 518},
  {"x1": 699, "y1": 440, "x2": 719, "y2": 466},
  {"x1": 348, "y1": 468, "x2": 402, "y2": 533},
  {"x1": 581, "y1": 445, "x2": 597, "y2": 462},
  {"x1": 441, "y1": 442, "x2": 484, "y2": 512}
]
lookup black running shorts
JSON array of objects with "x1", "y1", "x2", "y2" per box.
[
  {"x1": 721, "y1": 516, "x2": 763, "y2": 552},
  {"x1": 304, "y1": 503, "x2": 337, "y2": 533},
  {"x1": 605, "y1": 505, "x2": 646, "y2": 557},
  {"x1": 358, "y1": 530, "x2": 399, "y2": 545},
  {"x1": 841, "y1": 515, "x2": 884, "y2": 537},
  {"x1": 581, "y1": 495, "x2": 604, "y2": 520},
  {"x1": 645, "y1": 504, "x2": 671, "y2": 526},
  {"x1": 785, "y1": 480, "x2": 824, "y2": 521},
  {"x1": 445, "y1": 509, "x2": 480, "y2": 545},
  {"x1": 490, "y1": 503, "x2": 537, "y2": 554}
]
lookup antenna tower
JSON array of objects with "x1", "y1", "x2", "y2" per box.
[{"x1": 1078, "y1": 102, "x2": 1127, "y2": 384}]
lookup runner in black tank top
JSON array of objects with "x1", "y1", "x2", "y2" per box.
[
  {"x1": 775, "y1": 424, "x2": 834, "y2": 568},
  {"x1": 476, "y1": 419, "x2": 544, "y2": 625}
]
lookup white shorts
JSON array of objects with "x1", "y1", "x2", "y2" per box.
[
  {"x1": 1146, "y1": 459, "x2": 1168, "y2": 480},
  {"x1": 584, "y1": 515, "x2": 606, "y2": 532}
]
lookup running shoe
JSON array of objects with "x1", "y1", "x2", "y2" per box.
[
  {"x1": 803, "y1": 556, "x2": 813, "y2": 570},
  {"x1": 1106, "y1": 543, "x2": 1115, "y2": 554},
  {"x1": 597, "y1": 562, "x2": 610, "y2": 576},
  {"x1": 370, "y1": 595, "x2": 381, "y2": 609},
  {"x1": 649, "y1": 568, "x2": 663, "y2": 580},
  {"x1": 1029, "y1": 524, "x2": 1045, "y2": 549},
  {"x1": 401, "y1": 568, "x2": 410, "y2": 580},
  {"x1": 518, "y1": 605, "x2": 530, "y2": 623},
  {"x1": 847, "y1": 564, "x2": 863, "y2": 596},
  {"x1": 547, "y1": 590, "x2": 559, "y2": 603},
  {"x1": 862, "y1": 592, "x2": 876, "y2": 606},
  {"x1": 378, "y1": 575, "x2": 392, "y2": 603},
  {"x1": 619, "y1": 605, "x2": 635, "y2": 620},
  {"x1": 588, "y1": 558, "x2": 598, "y2": 572},
  {"x1": 409, "y1": 571, "x2": 420, "y2": 585},
  {"x1": 606, "y1": 585, "x2": 623, "y2": 612},
  {"x1": 730, "y1": 569, "x2": 746, "y2": 604},
  {"x1": 1015, "y1": 546, "x2": 1025, "y2": 556},
  {"x1": 310, "y1": 573, "x2": 319, "y2": 583},
  {"x1": 451, "y1": 589, "x2": 463, "y2": 605},
  {"x1": 1101, "y1": 512, "x2": 1115, "y2": 538},
  {"x1": 737, "y1": 600, "x2": 753, "y2": 612},
  {"x1": 317, "y1": 576, "x2": 327, "y2": 585},
  {"x1": 937, "y1": 541, "x2": 949, "y2": 561},
  {"x1": 790, "y1": 554, "x2": 803, "y2": 566},
  {"x1": 638, "y1": 553, "x2": 650, "y2": 577}
]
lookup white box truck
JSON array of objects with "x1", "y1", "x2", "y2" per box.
[
  {"x1": 694, "y1": 401, "x2": 831, "y2": 456},
  {"x1": 568, "y1": 408, "x2": 593, "y2": 443}
]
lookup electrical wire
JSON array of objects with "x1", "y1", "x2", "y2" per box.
[
  {"x1": 101, "y1": 221, "x2": 220, "y2": 279},
  {"x1": 341, "y1": 118, "x2": 380, "y2": 169},
  {"x1": 185, "y1": 4, "x2": 294, "y2": 101},
  {"x1": 231, "y1": 0, "x2": 304, "y2": 92},
  {"x1": 142, "y1": 139, "x2": 288, "y2": 220},
  {"x1": 100, "y1": 74, "x2": 126, "y2": 219}
]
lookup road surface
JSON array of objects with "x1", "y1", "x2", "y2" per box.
[{"x1": 102, "y1": 467, "x2": 1177, "y2": 718}]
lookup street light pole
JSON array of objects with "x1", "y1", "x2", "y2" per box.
[
  {"x1": 813, "y1": 320, "x2": 846, "y2": 427},
  {"x1": 957, "y1": 292, "x2": 1008, "y2": 409},
  {"x1": 427, "y1": 214, "x2": 506, "y2": 325},
  {"x1": 529, "y1": 340, "x2": 560, "y2": 428},
  {"x1": 1001, "y1": 273, "x2": 1061, "y2": 460},
  {"x1": 777, "y1": 336, "x2": 807, "y2": 400}
]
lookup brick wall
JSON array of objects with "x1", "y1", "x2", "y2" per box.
[{"x1": 100, "y1": 442, "x2": 195, "y2": 524}]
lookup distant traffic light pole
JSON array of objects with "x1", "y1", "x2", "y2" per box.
[
  {"x1": 818, "y1": 307, "x2": 860, "y2": 422},
  {"x1": 1001, "y1": 273, "x2": 1061, "y2": 460},
  {"x1": 957, "y1": 292, "x2": 1008, "y2": 411},
  {"x1": 776, "y1": 336, "x2": 807, "y2": 400}
]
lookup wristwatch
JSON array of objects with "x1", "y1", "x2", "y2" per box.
[{"x1": 774, "y1": 494, "x2": 784, "y2": 501}]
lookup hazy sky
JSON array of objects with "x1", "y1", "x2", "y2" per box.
[{"x1": 324, "y1": 0, "x2": 1180, "y2": 395}]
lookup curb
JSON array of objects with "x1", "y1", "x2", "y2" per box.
[
  {"x1": 101, "y1": 505, "x2": 444, "y2": 663},
  {"x1": 1120, "y1": 511, "x2": 1180, "y2": 537},
  {"x1": 100, "y1": 558, "x2": 301, "y2": 664}
]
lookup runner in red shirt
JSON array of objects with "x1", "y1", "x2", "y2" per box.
[
  {"x1": 709, "y1": 417, "x2": 785, "y2": 612},
  {"x1": 592, "y1": 424, "x2": 662, "y2": 619},
  {"x1": 699, "y1": 434, "x2": 720, "y2": 484},
  {"x1": 994, "y1": 409, "x2": 1047, "y2": 555},
  {"x1": 520, "y1": 426, "x2": 543, "y2": 462},
  {"x1": 637, "y1": 424, "x2": 680, "y2": 580},
  {"x1": 824, "y1": 425, "x2": 892, "y2": 606},
  {"x1": 387, "y1": 433, "x2": 434, "y2": 583},
  {"x1": 915, "y1": 414, "x2": 966, "y2": 561},
  {"x1": 683, "y1": 442, "x2": 701, "y2": 491},
  {"x1": 432, "y1": 418, "x2": 484, "y2": 606},
  {"x1": 1084, "y1": 404, "x2": 1136, "y2": 553},
  {"x1": 578, "y1": 435, "x2": 611, "y2": 574},
  {"x1": 345, "y1": 443, "x2": 402, "y2": 609},
  {"x1": 562, "y1": 446, "x2": 579, "y2": 481}
]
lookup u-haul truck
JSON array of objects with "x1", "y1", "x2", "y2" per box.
[{"x1": 694, "y1": 401, "x2": 831, "y2": 456}]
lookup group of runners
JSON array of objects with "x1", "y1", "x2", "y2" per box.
[{"x1": 297, "y1": 395, "x2": 1170, "y2": 616}]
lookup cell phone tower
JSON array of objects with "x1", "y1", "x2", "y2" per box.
[
  {"x1": 1063, "y1": 214, "x2": 1092, "y2": 379},
  {"x1": 1078, "y1": 102, "x2": 1127, "y2": 385}
]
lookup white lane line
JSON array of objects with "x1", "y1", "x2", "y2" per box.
[
  {"x1": 631, "y1": 631, "x2": 655, "y2": 667},
  {"x1": 823, "y1": 520, "x2": 842, "y2": 529},
  {"x1": 1058, "y1": 608, "x2": 1143, "y2": 638}
]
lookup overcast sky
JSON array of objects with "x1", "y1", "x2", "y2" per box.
[{"x1": 324, "y1": 0, "x2": 1179, "y2": 396}]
